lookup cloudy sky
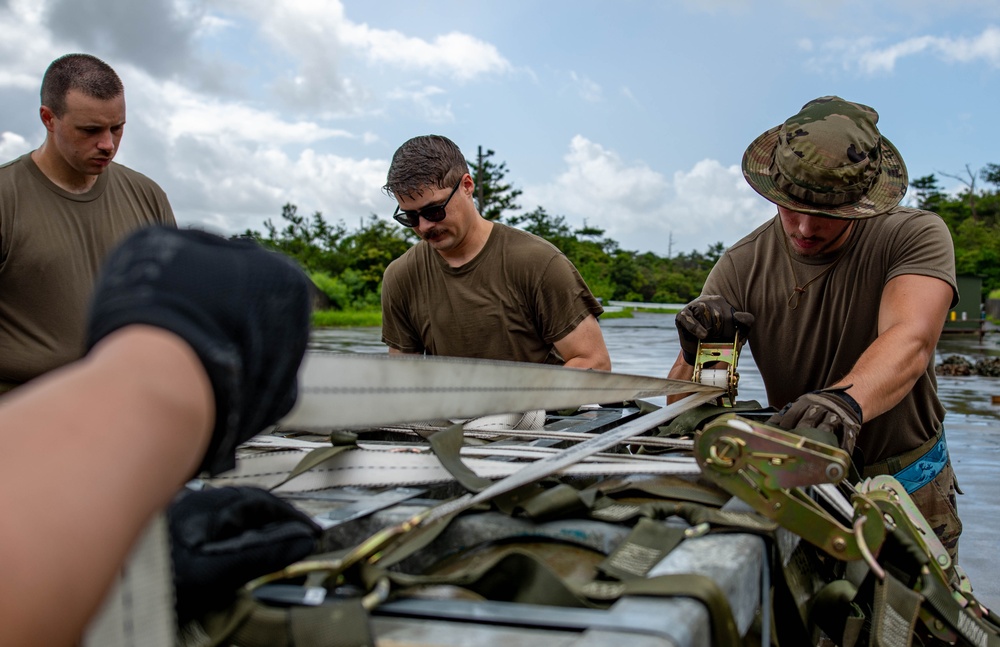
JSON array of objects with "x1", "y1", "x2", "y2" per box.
[{"x1": 2, "y1": 0, "x2": 998, "y2": 255}]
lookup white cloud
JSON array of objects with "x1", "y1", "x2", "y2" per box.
[
  {"x1": 520, "y1": 136, "x2": 774, "y2": 255},
  {"x1": 0, "y1": 132, "x2": 32, "y2": 160},
  {"x1": 855, "y1": 26, "x2": 1000, "y2": 73},
  {"x1": 387, "y1": 85, "x2": 454, "y2": 123},
  {"x1": 149, "y1": 79, "x2": 353, "y2": 146},
  {"x1": 569, "y1": 71, "x2": 603, "y2": 103},
  {"x1": 203, "y1": 0, "x2": 510, "y2": 112},
  {"x1": 344, "y1": 26, "x2": 512, "y2": 81},
  {"x1": 170, "y1": 141, "x2": 390, "y2": 233}
]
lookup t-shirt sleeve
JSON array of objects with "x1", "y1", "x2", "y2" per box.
[
  {"x1": 380, "y1": 261, "x2": 423, "y2": 353},
  {"x1": 885, "y1": 213, "x2": 958, "y2": 308},
  {"x1": 536, "y1": 253, "x2": 604, "y2": 344}
]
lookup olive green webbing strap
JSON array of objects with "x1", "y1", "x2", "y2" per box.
[
  {"x1": 377, "y1": 543, "x2": 743, "y2": 646},
  {"x1": 870, "y1": 573, "x2": 922, "y2": 647},
  {"x1": 182, "y1": 592, "x2": 372, "y2": 647},
  {"x1": 585, "y1": 575, "x2": 742, "y2": 646},
  {"x1": 427, "y1": 422, "x2": 493, "y2": 492},
  {"x1": 863, "y1": 431, "x2": 940, "y2": 478},
  {"x1": 917, "y1": 571, "x2": 1000, "y2": 647},
  {"x1": 596, "y1": 517, "x2": 687, "y2": 581},
  {"x1": 808, "y1": 580, "x2": 865, "y2": 647},
  {"x1": 267, "y1": 430, "x2": 359, "y2": 492},
  {"x1": 652, "y1": 401, "x2": 764, "y2": 439}
]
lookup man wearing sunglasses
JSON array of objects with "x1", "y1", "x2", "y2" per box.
[{"x1": 381, "y1": 135, "x2": 611, "y2": 370}]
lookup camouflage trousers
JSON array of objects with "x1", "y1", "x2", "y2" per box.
[{"x1": 908, "y1": 459, "x2": 962, "y2": 563}]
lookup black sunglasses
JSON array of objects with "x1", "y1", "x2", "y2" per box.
[{"x1": 392, "y1": 177, "x2": 463, "y2": 227}]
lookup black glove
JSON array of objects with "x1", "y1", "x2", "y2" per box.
[
  {"x1": 675, "y1": 295, "x2": 755, "y2": 364},
  {"x1": 767, "y1": 387, "x2": 863, "y2": 455},
  {"x1": 168, "y1": 486, "x2": 321, "y2": 625},
  {"x1": 86, "y1": 226, "x2": 311, "y2": 475}
]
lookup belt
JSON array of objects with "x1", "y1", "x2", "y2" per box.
[{"x1": 862, "y1": 430, "x2": 948, "y2": 494}]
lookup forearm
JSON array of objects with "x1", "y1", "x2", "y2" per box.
[
  {"x1": 666, "y1": 351, "x2": 695, "y2": 403},
  {"x1": 829, "y1": 323, "x2": 938, "y2": 421},
  {"x1": 0, "y1": 326, "x2": 213, "y2": 647},
  {"x1": 830, "y1": 275, "x2": 950, "y2": 422}
]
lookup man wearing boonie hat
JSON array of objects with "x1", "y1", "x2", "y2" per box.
[{"x1": 669, "y1": 96, "x2": 961, "y2": 559}]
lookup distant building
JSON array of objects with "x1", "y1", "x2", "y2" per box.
[{"x1": 943, "y1": 274, "x2": 984, "y2": 337}]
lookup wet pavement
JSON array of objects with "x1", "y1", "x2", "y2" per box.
[{"x1": 311, "y1": 315, "x2": 1000, "y2": 612}]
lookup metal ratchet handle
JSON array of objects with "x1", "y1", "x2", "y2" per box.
[
  {"x1": 695, "y1": 414, "x2": 885, "y2": 562},
  {"x1": 696, "y1": 415, "x2": 850, "y2": 489}
]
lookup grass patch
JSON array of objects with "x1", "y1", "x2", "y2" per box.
[
  {"x1": 312, "y1": 309, "x2": 381, "y2": 328},
  {"x1": 630, "y1": 307, "x2": 681, "y2": 314},
  {"x1": 990, "y1": 289, "x2": 1000, "y2": 300},
  {"x1": 600, "y1": 309, "x2": 634, "y2": 319}
]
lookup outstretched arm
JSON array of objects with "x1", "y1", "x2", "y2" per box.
[
  {"x1": 830, "y1": 273, "x2": 953, "y2": 420},
  {"x1": 554, "y1": 314, "x2": 612, "y2": 370},
  {"x1": 0, "y1": 226, "x2": 311, "y2": 647},
  {"x1": 0, "y1": 327, "x2": 213, "y2": 647}
]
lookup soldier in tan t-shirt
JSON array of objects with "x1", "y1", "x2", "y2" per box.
[
  {"x1": 0, "y1": 53, "x2": 175, "y2": 394},
  {"x1": 381, "y1": 135, "x2": 610, "y2": 371},
  {"x1": 668, "y1": 97, "x2": 961, "y2": 560}
]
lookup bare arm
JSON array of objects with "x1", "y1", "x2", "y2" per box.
[
  {"x1": 830, "y1": 274, "x2": 953, "y2": 420},
  {"x1": 0, "y1": 326, "x2": 213, "y2": 647},
  {"x1": 388, "y1": 346, "x2": 421, "y2": 355},
  {"x1": 665, "y1": 350, "x2": 696, "y2": 402},
  {"x1": 553, "y1": 314, "x2": 612, "y2": 370}
]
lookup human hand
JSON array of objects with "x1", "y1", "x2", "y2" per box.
[
  {"x1": 168, "y1": 486, "x2": 320, "y2": 625},
  {"x1": 767, "y1": 387, "x2": 863, "y2": 455},
  {"x1": 85, "y1": 226, "x2": 312, "y2": 475},
  {"x1": 675, "y1": 295, "x2": 754, "y2": 364}
]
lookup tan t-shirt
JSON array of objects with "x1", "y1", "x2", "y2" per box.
[
  {"x1": 0, "y1": 154, "x2": 176, "y2": 386},
  {"x1": 381, "y1": 223, "x2": 603, "y2": 364},
  {"x1": 704, "y1": 207, "x2": 957, "y2": 464}
]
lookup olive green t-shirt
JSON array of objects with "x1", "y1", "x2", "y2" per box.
[
  {"x1": 703, "y1": 207, "x2": 957, "y2": 464},
  {"x1": 381, "y1": 222, "x2": 603, "y2": 364},
  {"x1": 0, "y1": 154, "x2": 175, "y2": 387}
]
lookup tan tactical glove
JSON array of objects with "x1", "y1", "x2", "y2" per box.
[
  {"x1": 768, "y1": 387, "x2": 863, "y2": 455},
  {"x1": 675, "y1": 295, "x2": 755, "y2": 364}
]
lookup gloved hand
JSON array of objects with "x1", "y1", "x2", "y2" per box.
[
  {"x1": 86, "y1": 226, "x2": 312, "y2": 475},
  {"x1": 675, "y1": 295, "x2": 755, "y2": 364},
  {"x1": 168, "y1": 486, "x2": 321, "y2": 625},
  {"x1": 767, "y1": 387, "x2": 863, "y2": 455}
]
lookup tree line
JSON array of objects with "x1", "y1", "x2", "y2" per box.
[
  {"x1": 240, "y1": 150, "x2": 721, "y2": 312},
  {"x1": 240, "y1": 155, "x2": 1000, "y2": 315},
  {"x1": 910, "y1": 163, "x2": 1000, "y2": 298}
]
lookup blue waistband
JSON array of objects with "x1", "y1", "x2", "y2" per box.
[{"x1": 893, "y1": 432, "x2": 948, "y2": 494}]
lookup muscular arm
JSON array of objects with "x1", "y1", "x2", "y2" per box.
[
  {"x1": 830, "y1": 274, "x2": 953, "y2": 420},
  {"x1": 0, "y1": 326, "x2": 213, "y2": 647},
  {"x1": 553, "y1": 314, "x2": 611, "y2": 370}
]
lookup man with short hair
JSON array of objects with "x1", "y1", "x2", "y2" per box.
[
  {"x1": 670, "y1": 96, "x2": 961, "y2": 558},
  {"x1": 0, "y1": 53, "x2": 175, "y2": 394},
  {"x1": 381, "y1": 135, "x2": 611, "y2": 370}
]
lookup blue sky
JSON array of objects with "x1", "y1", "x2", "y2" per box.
[{"x1": 2, "y1": 0, "x2": 998, "y2": 255}]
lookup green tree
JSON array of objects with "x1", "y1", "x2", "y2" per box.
[
  {"x1": 910, "y1": 175, "x2": 946, "y2": 213},
  {"x1": 469, "y1": 147, "x2": 522, "y2": 222},
  {"x1": 981, "y1": 163, "x2": 1000, "y2": 189}
]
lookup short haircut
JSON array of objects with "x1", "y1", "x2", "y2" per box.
[
  {"x1": 40, "y1": 53, "x2": 123, "y2": 117},
  {"x1": 384, "y1": 135, "x2": 469, "y2": 199}
]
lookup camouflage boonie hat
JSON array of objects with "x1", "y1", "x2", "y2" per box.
[{"x1": 742, "y1": 96, "x2": 908, "y2": 219}]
